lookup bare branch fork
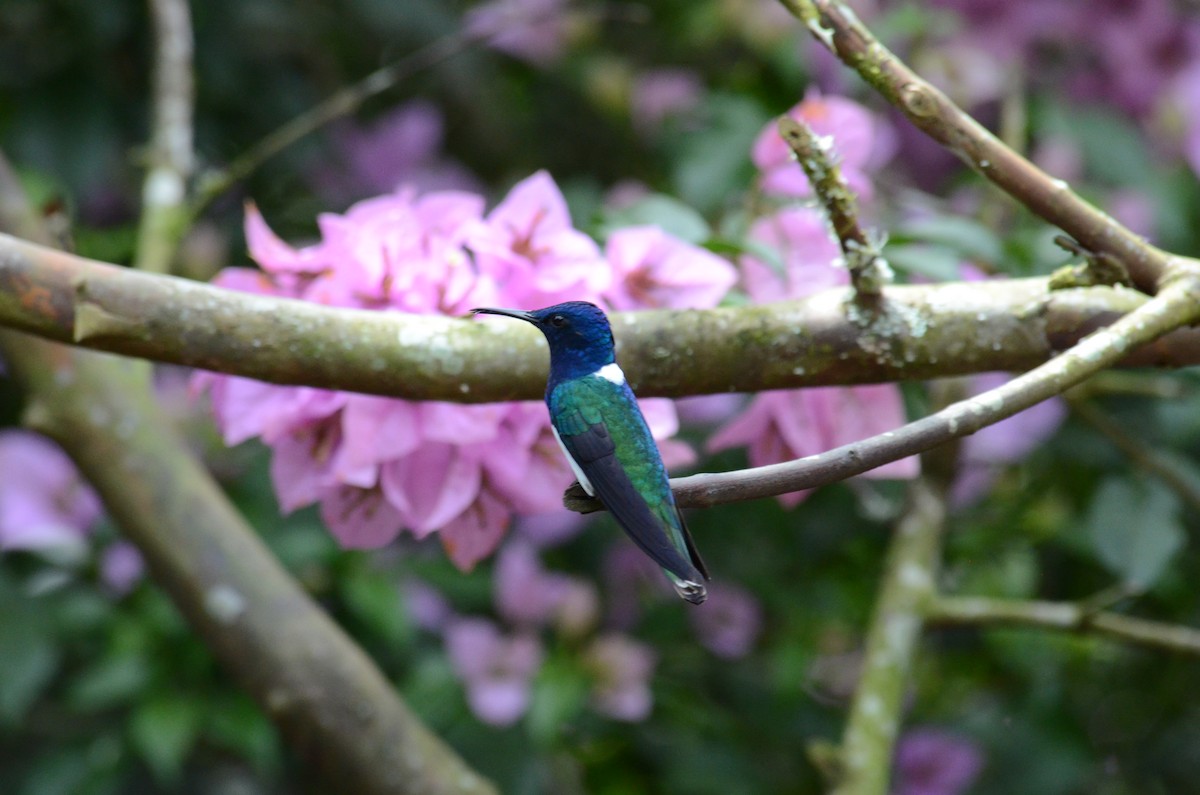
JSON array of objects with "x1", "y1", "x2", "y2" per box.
[
  {"x1": 778, "y1": 0, "x2": 1175, "y2": 295},
  {"x1": 4, "y1": 233, "x2": 1200, "y2": 397},
  {"x1": 777, "y1": 115, "x2": 890, "y2": 298}
]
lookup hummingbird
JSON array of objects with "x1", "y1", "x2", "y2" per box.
[{"x1": 471, "y1": 301, "x2": 709, "y2": 604}]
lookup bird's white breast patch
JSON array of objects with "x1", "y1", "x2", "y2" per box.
[{"x1": 595, "y1": 363, "x2": 625, "y2": 385}]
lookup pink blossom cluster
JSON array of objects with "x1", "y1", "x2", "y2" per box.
[
  {"x1": 407, "y1": 539, "x2": 658, "y2": 726},
  {"x1": 0, "y1": 429, "x2": 144, "y2": 593},
  {"x1": 420, "y1": 535, "x2": 765, "y2": 726},
  {"x1": 197, "y1": 171, "x2": 737, "y2": 571},
  {"x1": 893, "y1": 728, "x2": 984, "y2": 795},
  {"x1": 710, "y1": 95, "x2": 919, "y2": 504},
  {"x1": 0, "y1": 430, "x2": 102, "y2": 551}
]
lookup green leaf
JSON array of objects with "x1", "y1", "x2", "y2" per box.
[
  {"x1": 527, "y1": 655, "x2": 588, "y2": 748},
  {"x1": 67, "y1": 652, "x2": 151, "y2": 711},
  {"x1": 597, "y1": 193, "x2": 711, "y2": 244},
  {"x1": 891, "y1": 216, "x2": 1004, "y2": 265},
  {"x1": 956, "y1": 543, "x2": 1039, "y2": 599},
  {"x1": 885, "y1": 243, "x2": 965, "y2": 282},
  {"x1": 206, "y1": 695, "x2": 281, "y2": 774},
  {"x1": 342, "y1": 567, "x2": 414, "y2": 652},
  {"x1": 129, "y1": 695, "x2": 201, "y2": 784},
  {"x1": 671, "y1": 93, "x2": 768, "y2": 215},
  {"x1": 1085, "y1": 477, "x2": 1183, "y2": 590},
  {"x1": 0, "y1": 606, "x2": 60, "y2": 725}
]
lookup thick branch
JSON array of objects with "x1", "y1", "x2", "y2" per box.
[
  {"x1": 135, "y1": 0, "x2": 195, "y2": 273},
  {"x1": 833, "y1": 479, "x2": 944, "y2": 795},
  {"x1": 4, "y1": 333, "x2": 496, "y2": 795},
  {"x1": 3, "y1": 234, "x2": 1200, "y2": 403},
  {"x1": 778, "y1": 0, "x2": 1173, "y2": 293},
  {"x1": 927, "y1": 597, "x2": 1200, "y2": 657}
]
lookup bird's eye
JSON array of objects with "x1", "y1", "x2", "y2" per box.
[{"x1": 549, "y1": 315, "x2": 567, "y2": 328}]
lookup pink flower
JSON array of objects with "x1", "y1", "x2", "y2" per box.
[
  {"x1": 100, "y1": 541, "x2": 145, "y2": 596},
  {"x1": 752, "y1": 92, "x2": 895, "y2": 200},
  {"x1": 196, "y1": 172, "x2": 692, "y2": 573},
  {"x1": 465, "y1": 0, "x2": 575, "y2": 66},
  {"x1": 1171, "y1": 60, "x2": 1200, "y2": 180},
  {"x1": 467, "y1": 170, "x2": 611, "y2": 307},
  {"x1": 445, "y1": 618, "x2": 544, "y2": 726},
  {"x1": 638, "y1": 398, "x2": 697, "y2": 470},
  {"x1": 311, "y1": 101, "x2": 481, "y2": 203},
  {"x1": 739, "y1": 207, "x2": 844, "y2": 301},
  {"x1": 602, "y1": 542, "x2": 674, "y2": 629},
  {"x1": 494, "y1": 541, "x2": 599, "y2": 635},
  {"x1": 440, "y1": 487, "x2": 513, "y2": 572},
  {"x1": 402, "y1": 579, "x2": 454, "y2": 632},
  {"x1": 243, "y1": 204, "x2": 326, "y2": 280},
  {"x1": 584, "y1": 634, "x2": 657, "y2": 721},
  {"x1": 950, "y1": 372, "x2": 1065, "y2": 507},
  {"x1": 516, "y1": 510, "x2": 590, "y2": 547},
  {"x1": 0, "y1": 430, "x2": 102, "y2": 550},
  {"x1": 708, "y1": 387, "x2": 918, "y2": 507},
  {"x1": 630, "y1": 69, "x2": 704, "y2": 136},
  {"x1": 602, "y1": 225, "x2": 737, "y2": 311},
  {"x1": 893, "y1": 729, "x2": 984, "y2": 795},
  {"x1": 689, "y1": 582, "x2": 763, "y2": 659}
]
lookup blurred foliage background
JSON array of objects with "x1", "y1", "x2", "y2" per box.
[{"x1": 4, "y1": 1, "x2": 1200, "y2": 793}]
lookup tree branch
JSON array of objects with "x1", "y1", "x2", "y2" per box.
[
  {"x1": 777, "y1": 115, "x2": 890, "y2": 298},
  {"x1": 189, "y1": 27, "x2": 487, "y2": 214},
  {"x1": 660, "y1": 262, "x2": 1200, "y2": 508},
  {"x1": 135, "y1": 0, "x2": 195, "y2": 274},
  {"x1": 2, "y1": 233, "x2": 1200, "y2": 404},
  {"x1": 831, "y1": 478, "x2": 945, "y2": 795},
  {"x1": 926, "y1": 597, "x2": 1200, "y2": 657},
  {"x1": 777, "y1": 0, "x2": 1173, "y2": 293}
]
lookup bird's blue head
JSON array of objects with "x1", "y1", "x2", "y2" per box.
[{"x1": 471, "y1": 301, "x2": 616, "y2": 387}]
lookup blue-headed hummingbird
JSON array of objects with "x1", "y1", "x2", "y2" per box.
[{"x1": 471, "y1": 301, "x2": 709, "y2": 604}]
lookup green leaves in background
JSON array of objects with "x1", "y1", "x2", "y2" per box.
[
  {"x1": 129, "y1": 696, "x2": 202, "y2": 784},
  {"x1": 597, "y1": 193, "x2": 711, "y2": 244},
  {"x1": 1085, "y1": 477, "x2": 1184, "y2": 591},
  {"x1": 0, "y1": 584, "x2": 60, "y2": 725}
]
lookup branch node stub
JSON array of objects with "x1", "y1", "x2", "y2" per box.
[
  {"x1": 73, "y1": 301, "x2": 142, "y2": 343},
  {"x1": 1050, "y1": 236, "x2": 1134, "y2": 291},
  {"x1": 899, "y1": 83, "x2": 937, "y2": 118}
]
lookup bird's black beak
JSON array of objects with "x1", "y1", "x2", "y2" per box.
[{"x1": 470, "y1": 307, "x2": 537, "y2": 324}]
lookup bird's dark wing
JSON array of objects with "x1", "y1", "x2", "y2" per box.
[{"x1": 553, "y1": 409, "x2": 704, "y2": 583}]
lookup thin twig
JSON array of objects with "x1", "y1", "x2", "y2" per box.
[
  {"x1": 832, "y1": 479, "x2": 945, "y2": 795},
  {"x1": 777, "y1": 115, "x2": 890, "y2": 298},
  {"x1": 187, "y1": 1, "x2": 651, "y2": 214},
  {"x1": 776, "y1": 0, "x2": 1173, "y2": 293},
  {"x1": 927, "y1": 596, "x2": 1200, "y2": 657},
  {"x1": 188, "y1": 29, "x2": 485, "y2": 214},
  {"x1": 134, "y1": 0, "x2": 195, "y2": 274}
]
